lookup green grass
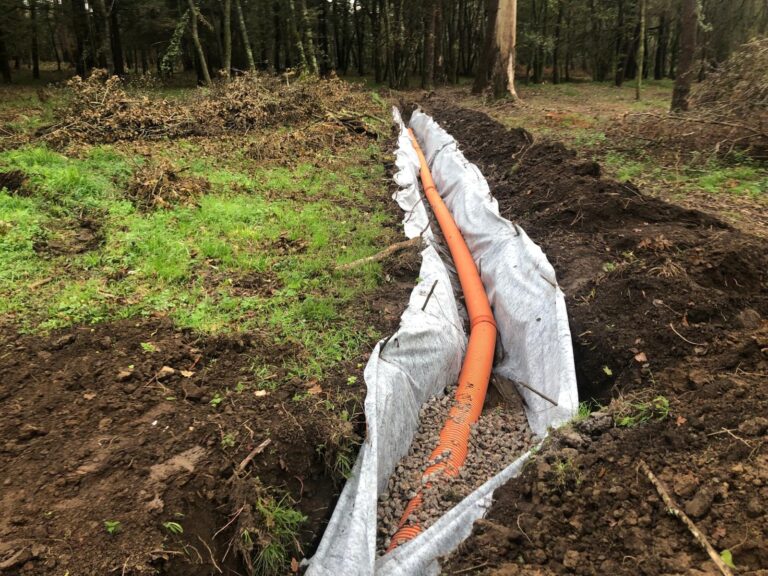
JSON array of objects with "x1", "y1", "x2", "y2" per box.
[
  {"x1": 0, "y1": 137, "x2": 394, "y2": 380},
  {"x1": 249, "y1": 495, "x2": 307, "y2": 576},
  {"x1": 614, "y1": 395, "x2": 671, "y2": 427}
]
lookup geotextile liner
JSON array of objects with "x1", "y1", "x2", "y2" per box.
[{"x1": 305, "y1": 109, "x2": 578, "y2": 575}]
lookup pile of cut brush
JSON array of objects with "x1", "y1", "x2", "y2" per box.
[
  {"x1": 614, "y1": 38, "x2": 768, "y2": 161},
  {"x1": 38, "y1": 70, "x2": 381, "y2": 147}
]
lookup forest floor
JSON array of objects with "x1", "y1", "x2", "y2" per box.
[
  {"x1": 415, "y1": 85, "x2": 768, "y2": 574},
  {"x1": 0, "y1": 74, "x2": 766, "y2": 576}
]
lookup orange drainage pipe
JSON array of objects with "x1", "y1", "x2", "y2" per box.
[{"x1": 386, "y1": 129, "x2": 497, "y2": 551}]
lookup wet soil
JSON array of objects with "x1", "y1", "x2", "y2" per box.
[{"x1": 418, "y1": 100, "x2": 768, "y2": 574}]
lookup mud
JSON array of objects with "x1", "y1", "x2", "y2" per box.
[{"x1": 420, "y1": 101, "x2": 768, "y2": 574}]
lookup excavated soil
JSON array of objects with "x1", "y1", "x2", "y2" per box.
[
  {"x1": 419, "y1": 100, "x2": 768, "y2": 574},
  {"x1": 0, "y1": 258, "x2": 416, "y2": 574}
]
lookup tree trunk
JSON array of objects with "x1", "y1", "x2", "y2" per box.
[
  {"x1": 635, "y1": 0, "x2": 645, "y2": 100},
  {"x1": 614, "y1": 0, "x2": 625, "y2": 86},
  {"x1": 491, "y1": 0, "x2": 518, "y2": 98},
  {"x1": 30, "y1": 0, "x2": 40, "y2": 79},
  {"x1": 223, "y1": 0, "x2": 232, "y2": 75},
  {"x1": 110, "y1": 6, "x2": 125, "y2": 75},
  {"x1": 654, "y1": 12, "x2": 667, "y2": 80},
  {"x1": 473, "y1": 0, "x2": 498, "y2": 93},
  {"x1": 92, "y1": 0, "x2": 114, "y2": 73},
  {"x1": 70, "y1": 0, "x2": 89, "y2": 76},
  {"x1": 234, "y1": 0, "x2": 255, "y2": 71},
  {"x1": 353, "y1": 0, "x2": 365, "y2": 75},
  {"x1": 552, "y1": 0, "x2": 563, "y2": 84},
  {"x1": 422, "y1": 0, "x2": 436, "y2": 89},
  {"x1": 671, "y1": 0, "x2": 696, "y2": 111},
  {"x1": 187, "y1": 0, "x2": 212, "y2": 84},
  {"x1": 299, "y1": 0, "x2": 318, "y2": 74},
  {"x1": 0, "y1": 30, "x2": 11, "y2": 83}
]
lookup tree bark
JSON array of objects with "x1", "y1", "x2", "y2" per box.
[
  {"x1": 0, "y1": 29, "x2": 11, "y2": 83},
  {"x1": 473, "y1": 0, "x2": 498, "y2": 93},
  {"x1": 636, "y1": 0, "x2": 646, "y2": 100},
  {"x1": 671, "y1": 0, "x2": 696, "y2": 111},
  {"x1": 552, "y1": 0, "x2": 564, "y2": 84},
  {"x1": 422, "y1": 0, "x2": 436, "y2": 89},
  {"x1": 187, "y1": 0, "x2": 212, "y2": 85},
  {"x1": 491, "y1": 0, "x2": 518, "y2": 98},
  {"x1": 92, "y1": 0, "x2": 114, "y2": 73},
  {"x1": 110, "y1": 5, "x2": 125, "y2": 75},
  {"x1": 30, "y1": 0, "x2": 40, "y2": 79},
  {"x1": 654, "y1": 12, "x2": 667, "y2": 80},
  {"x1": 222, "y1": 0, "x2": 232, "y2": 75},
  {"x1": 70, "y1": 0, "x2": 89, "y2": 76},
  {"x1": 299, "y1": 0, "x2": 318, "y2": 74},
  {"x1": 234, "y1": 0, "x2": 255, "y2": 71}
]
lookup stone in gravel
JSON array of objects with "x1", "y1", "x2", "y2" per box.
[
  {"x1": 746, "y1": 497, "x2": 762, "y2": 518},
  {"x1": 575, "y1": 411, "x2": 613, "y2": 436},
  {"x1": 563, "y1": 550, "x2": 580, "y2": 569}
]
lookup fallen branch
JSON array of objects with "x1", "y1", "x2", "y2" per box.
[
  {"x1": 236, "y1": 438, "x2": 272, "y2": 472},
  {"x1": 638, "y1": 460, "x2": 734, "y2": 576},
  {"x1": 336, "y1": 237, "x2": 422, "y2": 271}
]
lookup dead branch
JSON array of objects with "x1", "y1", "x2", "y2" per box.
[
  {"x1": 336, "y1": 237, "x2": 422, "y2": 271},
  {"x1": 638, "y1": 460, "x2": 734, "y2": 576}
]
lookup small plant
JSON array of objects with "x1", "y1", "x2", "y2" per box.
[
  {"x1": 162, "y1": 521, "x2": 184, "y2": 535},
  {"x1": 552, "y1": 458, "x2": 583, "y2": 489},
  {"x1": 104, "y1": 520, "x2": 121, "y2": 535},
  {"x1": 574, "y1": 401, "x2": 592, "y2": 422},
  {"x1": 209, "y1": 392, "x2": 224, "y2": 407},
  {"x1": 140, "y1": 342, "x2": 157, "y2": 353},
  {"x1": 346, "y1": 375, "x2": 357, "y2": 385},
  {"x1": 235, "y1": 381, "x2": 247, "y2": 393},
  {"x1": 602, "y1": 262, "x2": 617, "y2": 273},
  {"x1": 251, "y1": 495, "x2": 307, "y2": 576},
  {"x1": 221, "y1": 433, "x2": 236, "y2": 448},
  {"x1": 615, "y1": 395, "x2": 671, "y2": 427}
]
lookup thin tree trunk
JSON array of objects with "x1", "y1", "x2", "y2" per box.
[
  {"x1": 222, "y1": 0, "x2": 232, "y2": 75},
  {"x1": 110, "y1": 6, "x2": 125, "y2": 75},
  {"x1": 70, "y1": 0, "x2": 88, "y2": 76},
  {"x1": 30, "y1": 0, "x2": 40, "y2": 79},
  {"x1": 234, "y1": 0, "x2": 254, "y2": 71},
  {"x1": 636, "y1": 0, "x2": 646, "y2": 100},
  {"x1": 422, "y1": 0, "x2": 436, "y2": 89},
  {"x1": 491, "y1": 0, "x2": 518, "y2": 98},
  {"x1": 654, "y1": 12, "x2": 667, "y2": 80},
  {"x1": 187, "y1": 0, "x2": 212, "y2": 84},
  {"x1": 552, "y1": 0, "x2": 563, "y2": 84},
  {"x1": 92, "y1": 0, "x2": 114, "y2": 73},
  {"x1": 0, "y1": 30, "x2": 11, "y2": 83},
  {"x1": 288, "y1": 0, "x2": 307, "y2": 71},
  {"x1": 299, "y1": 0, "x2": 318, "y2": 73},
  {"x1": 671, "y1": 0, "x2": 696, "y2": 111},
  {"x1": 614, "y1": 0, "x2": 625, "y2": 86},
  {"x1": 473, "y1": 0, "x2": 498, "y2": 93}
]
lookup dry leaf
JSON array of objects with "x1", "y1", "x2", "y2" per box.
[
  {"x1": 676, "y1": 415, "x2": 687, "y2": 427},
  {"x1": 634, "y1": 352, "x2": 648, "y2": 363},
  {"x1": 254, "y1": 390, "x2": 269, "y2": 397},
  {"x1": 290, "y1": 557, "x2": 299, "y2": 573},
  {"x1": 83, "y1": 392, "x2": 97, "y2": 400},
  {"x1": 308, "y1": 384, "x2": 323, "y2": 395},
  {"x1": 180, "y1": 370, "x2": 195, "y2": 378}
]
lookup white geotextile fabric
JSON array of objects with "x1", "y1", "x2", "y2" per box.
[{"x1": 306, "y1": 108, "x2": 577, "y2": 575}]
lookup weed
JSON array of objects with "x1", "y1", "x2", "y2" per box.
[
  {"x1": 210, "y1": 392, "x2": 224, "y2": 408},
  {"x1": 104, "y1": 520, "x2": 121, "y2": 535},
  {"x1": 250, "y1": 495, "x2": 307, "y2": 576},
  {"x1": 574, "y1": 401, "x2": 593, "y2": 422},
  {"x1": 162, "y1": 521, "x2": 184, "y2": 535},
  {"x1": 552, "y1": 458, "x2": 583, "y2": 489},
  {"x1": 221, "y1": 433, "x2": 236, "y2": 448},
  {"x1": 614, "y1": 395, "x2": 671, "y2": 427},
  {"x1": 140, "y1": 342, "x2": 157, "y2": 353}
]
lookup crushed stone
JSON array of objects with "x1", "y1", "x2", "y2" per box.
[{"x1": 376, "y1": 383, "x2": 533, "y2": 554}]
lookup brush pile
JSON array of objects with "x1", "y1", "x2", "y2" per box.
[
  {"x1": 39, "y1": 70, "x2": 381, "y2": 147},
  {"x1": 127, "y1": 159, "x2": 210, "y2": 210},
  {"x1": 615, "y1": 38, "x2": 768, "y2": 161}
]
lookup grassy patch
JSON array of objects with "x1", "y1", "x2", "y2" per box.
[{"x1": 0, "y1": 128, "x2": 394, "y2": 380}]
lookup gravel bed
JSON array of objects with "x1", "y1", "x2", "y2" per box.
[{"x1": 377, "y1": 384, "x2": 533, "y2": 553}]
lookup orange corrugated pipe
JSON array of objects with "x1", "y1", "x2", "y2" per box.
[{"x1": 386, "y1": 129, "x2": 497, "y2": 551}]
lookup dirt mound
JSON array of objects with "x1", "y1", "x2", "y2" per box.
[
  {"x1": 429, "y1": 101, "x2": 767, "y2": 402},
  {"x1": 420, "y1": 101, "x2": 768, "y2": 574},
  {"x1": 39, "y1": 71, "x2": 381, "y2": 148}
]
